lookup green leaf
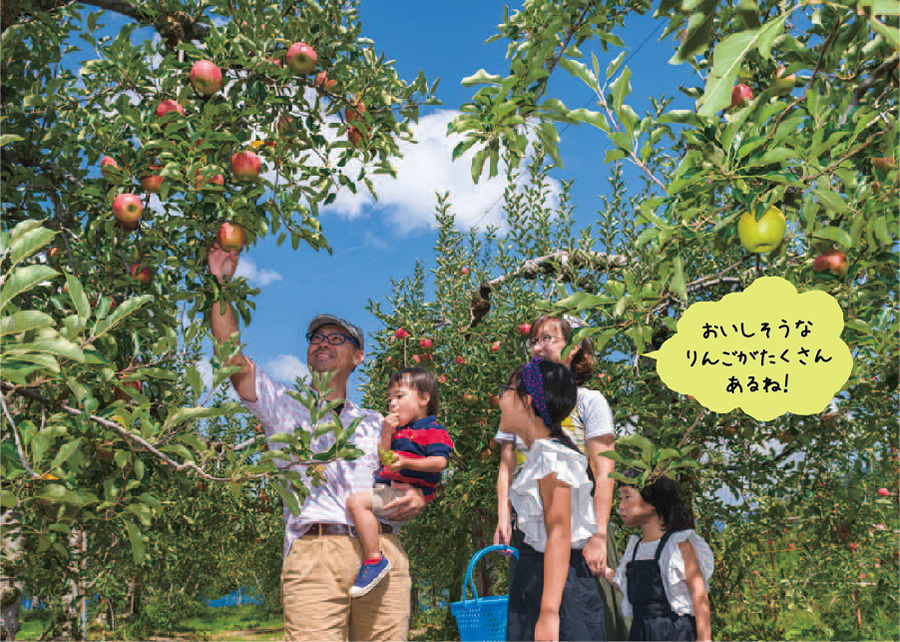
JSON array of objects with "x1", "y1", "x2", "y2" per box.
[
  {"x1": 5, "y1": 337, "x2": 84, "y2": 363},
  {"x1": 1, "y1": 490, "x2": 17, "y2": 508},
  {"x1": 50, "y1": 437, "x2": 83, "y2": 470},
  {"x1": 671, "y1": 255, "x2": 688, "y2": 302},
  {"x1": 65, "y1": 274, "x2": 91, "y2": 322},
  {"x1": 0, "y1": 265, "x2": 59, "y2": 311},
  {"x1": 92, "y1": 295, "x2": 153, "y2": 339},
  {"x1": 0, "y1": 310, "x2": 54, "y2": 336},
  {"x1": 460, "y1": 70, "x2": 503, "y2": 86},
  {"x1": 271, "y1": 482, "x2": 302, "y2": 515},
  {"x1": 606, "y1": 51, "x2": 627, "y2": 80},
  {"x1": 123, "y1": 518, "x2": 146, "y2": 564},
  {"x1": 8, "y1": 227, "x2": 55, "y2": 267},
  {"x1": 0, "y1": 134, "x2": 24, "y2": 147},
  {"x1": 815, "y1": 188, "x2": 849, "y2": 215},
  {"x1": 568, "y1": 108, "x2": 609, "y2": 131},
  {"x1": 697, "y1": 15, "x2": 788, "y2": 116},
  {"x1": 609, "y1": 66, "x2": 631, "y2": 110}
]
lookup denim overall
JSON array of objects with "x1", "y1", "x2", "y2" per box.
[{"x1": 625, "y1": 530, "x2": 697, "y2": 641}]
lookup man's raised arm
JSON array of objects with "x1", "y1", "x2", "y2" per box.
[{"x1": 207, "y1": 244, "x2": 256, "y2": 402}]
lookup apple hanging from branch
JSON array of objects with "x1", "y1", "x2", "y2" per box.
[
  {"x1": 140, "y1": 166, "x2": 164, "y2": 194},
  {"x1": 190, "y1": 60, "x2": 223, "y2": 96},
  {"x1": 731, "y1": 83, "x2": 753, "y2": 108},
  {"x1": 112, "y1": 193, "x2": 143, "y2": 230},
  {"x1": 737, "y1": 205, "x2": 786, "y2": 253},
  {"x1": 129, "y1": 263, "x2": 152, "y2": 284},
  {"x1": 813, "y1": 249, "x2": 849, "y2": 278},
  {"x1": 217, "y1": 222, "x2": 246, "y2": 252},
  {"x1": 231, "y1": 151, "x2": 261, "y2": 181},
  {"x1": 286, "y1": 42, "x2": 317, "y2": 74},
  {"x1": 155, "y1": 99, "x2": 184, "y2": 118}
]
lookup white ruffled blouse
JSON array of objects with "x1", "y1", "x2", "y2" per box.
[
  {"x1": 508, "y1": 439, "x2": 597, "y2": 552},
  {"x1": 613, "y1": 530, "x2": 715, "y2": 616}
]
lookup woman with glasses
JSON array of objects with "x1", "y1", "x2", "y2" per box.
[{"x1": 494, "y1": 315, "x2": 628, "y2": 640}]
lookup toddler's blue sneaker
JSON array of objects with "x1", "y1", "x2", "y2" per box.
[{"x1": 349, "y1": 554, "x2": 392, "y2": 598}]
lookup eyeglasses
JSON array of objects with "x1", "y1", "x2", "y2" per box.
[
  {"x1": 305, "y1": 332, "x2": 360, "y2": 347},
  {"x1": 497, "y1": 384, "x2": 517, "y2": 397},
  {"x1": 525, "y1": 334, "x2": 563, "y2": 351}
]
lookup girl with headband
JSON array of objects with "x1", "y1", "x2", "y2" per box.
[
  {"x1": 499, "y1": 358, "x2": 606, "y2": 641},
  {"x1": 495, "y1": 315, "x2": 625, "y2": 639}
]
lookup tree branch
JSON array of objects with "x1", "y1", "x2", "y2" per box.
[
  {"x1": 1, "y1": 381, "x2": 264, "y2": 482},
  {"x1": 465, "y1": 249, "x2": 632, "y2": 329}
]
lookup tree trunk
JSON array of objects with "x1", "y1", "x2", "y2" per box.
[{"x1": 0, "y1": 510, "x2": 23, "y2": 641}]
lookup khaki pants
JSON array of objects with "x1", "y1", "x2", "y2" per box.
[{"x1": 281, "y1": 532, "x2": 410, "y2": 641}]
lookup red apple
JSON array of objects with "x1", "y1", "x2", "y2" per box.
[
  {"x1": 461, "y1": 267, "x2": 469, "y2": 275},
  {"x1": 47, "y1": 246, "x2": 61, "y2": 261},
  {"x1": 394, "y1": 328, "x2": 410, "y2": 340},
  {"x1": 348, "y1": 126, "x2": 363, "y2": 147},
  {"x1": 190, "y1": 60, "x2": 223, "y2": 96},
  {"x1": 490, "y1": 341, "x2": 500, "y2": 352},
  {"x1": 112, "y1": 193, "x2": 143, "y2": 229},
  {"x1": 787, "y1": 543, "x2": 795, "y2": 551},
  {"x1": 268, "y1": 57, "x2": 282, "y2": 68},
  {"x1": 518, "y1": 323, "x2": 532, "y2": 337},
  {"x1": 419, "y1": 338, "x2": 433, "y2": 351},
  {"x1": 812, "y1": 249, "x2": 849, "y2": 278},
  {"x1": 849, "y1": 542, "x2": 858, "y2": 552},
  {"x1": 412, "y1": 354, "x2": 421, "y2": 364},
  {"x1": 437, "y1": 374, "x2": 447, "y2": 384},
  {"x1": 877, "y1": 487, "x2": 890, "y2": 496},
  {"x1": 315, "y1": 70, "x2": 336, "y2": 91},
  {"x1": 489, "y1": 395, "x2": 500, "y2": 409},
  {"x1": 231, "y1": 151, "x2": 261, "y2": 181},
  {"x1": 195, "y1": 169, "x2": 225, "y2": 189},
  {"x1": 129, "y1": 263, "x2": 152, "y2": 284},
  {"x1": 738, "y1": 205, "x2": 786, "y2": 253},
  {"x1": 217, "y1": 222, "x2": 246, "y2": 252},
  {"x1": 731, "y1": 83, "x2": 753, "y2": 108},
  {"x1": 140, "y1": 166, "x2": 164, "y2": 194},
  {"x1": 286, "y1": 42, "x2": 317, "y2": 74},
  {"x1": 100, "y1": 155, "x2": 120, "y2": 181},
  {"x1": 462, "y1": 392, "x2": 478, "y2": 407},
  {"x1": 345, "y1": 100, "x2": 367, "y2": 123},
  {"x1": 455, "y1": 356, "x2": 465, "y2": 365},
  {"x1": 155, "y1": 99, "x2": 184, "y2": 118}
]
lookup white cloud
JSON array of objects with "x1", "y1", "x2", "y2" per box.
[
  {"x1": 324, "y1": 109, "x2": 560, "y2": 234},
  {"x1": 265, "y1": 354, "x2": 310, "y2": 384},
  {"x1": 235, "y1": 255, "x2": 283, "y2": 286}
]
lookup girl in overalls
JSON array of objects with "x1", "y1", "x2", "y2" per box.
[
  {"x1": 499, "y1": 358, "x2": 607, "y2": 641},
  {"x1": 606, "y1": 473, "x2": 713, "y2": 641}
]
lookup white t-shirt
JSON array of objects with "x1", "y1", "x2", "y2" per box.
[
  {"x1": 508, "y1": 439, "x2": 597, "y2": 552},
  {"x1": 242, "y1": 366, "x2": 384, "y2": 556},
  {"x1": 495, "y1": 387, "x2": 614, "y2": 455},
  {"x1": 613, "y1": 530, "x2": 715, "y2": 616}
]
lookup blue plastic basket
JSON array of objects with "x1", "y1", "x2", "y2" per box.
[{"x1": 449, "y1": 545, "x2": 518, "y2": 642}]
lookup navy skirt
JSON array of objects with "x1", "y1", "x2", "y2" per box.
[{"x1": 506, "y1": 539, "x2": 606, "y2": 641}]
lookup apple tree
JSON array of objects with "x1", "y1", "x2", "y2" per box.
[
  {"x1": 374, "y1": 0, "x2": 896, "y2": 637},
  {"x1": 1, "y1": 0, "x2": 435, "y2": 637}
]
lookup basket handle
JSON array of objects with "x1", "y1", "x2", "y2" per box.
[{"x1": 461, "y1": 545, "x2": 518, "y2": 601}]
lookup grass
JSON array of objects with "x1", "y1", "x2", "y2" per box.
[{"x1": 15, "y1": 605, "x2": 284, "y2": 641}]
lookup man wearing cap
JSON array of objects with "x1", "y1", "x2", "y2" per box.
[{"x1": 207, "y1": 244, "x2": 424, "y2": 641}]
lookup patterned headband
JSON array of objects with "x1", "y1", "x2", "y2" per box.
[{"x1": 521, "y1": 357, "x2": 554, "y2": 429}]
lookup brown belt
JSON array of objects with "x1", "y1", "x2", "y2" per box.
[{"x1": 302, "y1": 522, "x2": 391, "y2": 537}]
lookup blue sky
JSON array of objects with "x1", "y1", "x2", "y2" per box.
[{"x1": 215, "y1": 2, "x2": 698, "y2": 401}]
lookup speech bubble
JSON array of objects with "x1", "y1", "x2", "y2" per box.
[{"x1": 645, "y1": 276, "x2": 852, "y2": 421}]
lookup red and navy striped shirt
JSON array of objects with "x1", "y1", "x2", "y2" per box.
[{"x1": 375, "y1": 415, "x2": 453, "y2": 501}]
